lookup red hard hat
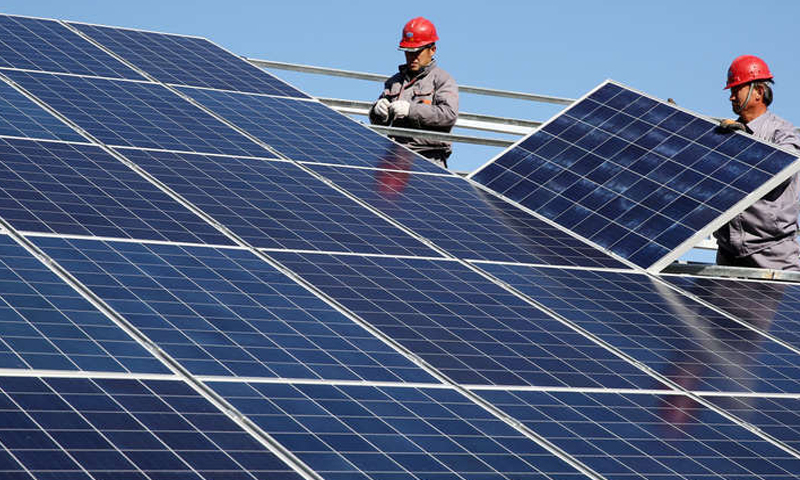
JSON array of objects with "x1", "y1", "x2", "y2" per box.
[
  {"x1": 399, "y1": 17, "x2": 439, "y2": 51},
  {"x1": 725, "y1": 55, "x2": 773, "y2": 89}
]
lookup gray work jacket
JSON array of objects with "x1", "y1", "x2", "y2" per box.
[
  {"x1": 714, "y1": 111, "x2": 800, "y2": 256},
  {"x1": 369, "y1": 60, "x2": 459, "y2": 156}
]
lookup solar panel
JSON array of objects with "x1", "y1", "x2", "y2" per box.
[
  {"x1": 113, "y1": 148, "x2": 438, "y2": 256},
  {"x1": 471, "y1": 80, "x2": 800, "y2": 272},
  {"x1": 0, "y1": 79, "x2": 85, "y2": 142},
  {"x1": 0, "y1": 138, "x2": 234, "y2": 244},
  {"x1": 0, "y1": 234, "x2": 168, "y2": 374},
  {"x1": 705, "y1": 394, "x2": 800, "y2": 452},
  {"x1": 664, "y1": 274, "x2": 800, "y2": 352},
  {"x1": 70, "y1": 21, "x2": 309, "y2": 98},
  {"x1": 308, "y1": 164, "x2": 626, "y2": 268},
  {"x1": 35, "y1": 236, "x2": 436, "y2": 383},
  {"x1": 0, "y1": 376, "x2": 302, "y2": 479},
  {"x1": 479, "y1": 262, "x2": 800, "y2": 394},
  {"x1": 267, "y1": 251, "x2": 657, "y2": 389},
  {"x1": 0, "y1": 14, "x2": 144, "y2": 79},
  {"x1": 211, "y1": 381, "x2": 594, "y2": 480},
  {"x1": 476, "y1": 389, "x2": 800, "y2": 479},
  {"x1": 178, "y1": 86, "x2": 447, "y2": 173},
  {"x1": 4, "y1": 70, "x2": 269, "y2": 157}
]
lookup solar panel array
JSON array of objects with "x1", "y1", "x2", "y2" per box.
[{"x1": 0, "y1": 12, "x2": 799, "y2": 480}]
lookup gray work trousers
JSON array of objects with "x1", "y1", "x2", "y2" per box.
[{"x1": 716, "y1": 237, "x2": 800, "y2": 272}]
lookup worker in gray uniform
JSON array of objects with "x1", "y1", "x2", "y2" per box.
[
  {"x1": 714, "y1": 55, "x2": 800, "y2": 271},
  {"x1": 369, "y1": 17, "x2": 459, "y2": 169}
]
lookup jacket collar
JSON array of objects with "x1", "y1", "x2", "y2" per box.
[{"x1": 397, "y1": 59, "x2": 437, "y2": 81}]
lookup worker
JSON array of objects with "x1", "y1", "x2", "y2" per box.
[
  {"x1": 714, "y1": 55, "x2": 800, "y2": 271},
  {"x1": 369, "y1": 17, "x2": 459, "y2": 169}
]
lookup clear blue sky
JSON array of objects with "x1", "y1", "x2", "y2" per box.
[{"x1": 4, "y1": 0, "x2": 799, "y2": 174}]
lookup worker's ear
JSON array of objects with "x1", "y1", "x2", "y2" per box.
[{"x1": 430, "y1": 44, "x2": 437, "y2": 56}]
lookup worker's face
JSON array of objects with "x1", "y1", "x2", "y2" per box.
[
  {"x1": 405, "y1": 44, "x2": 436, "y2": 72},
  {"x1": 729, "y1": 83, "x2": 761, "y2": 115}
]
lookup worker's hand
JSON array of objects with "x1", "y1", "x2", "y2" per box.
[
  {"x1": 372, "y1": 98, "x2": 390, "y2": 121},
  {"x1": 390, "y1": 100, "x2": 411, "y2": 119},
  {"x1": 718, "y1": 118, "x2": 748, "y2": 133}
]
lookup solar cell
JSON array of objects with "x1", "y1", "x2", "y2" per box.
[
  {"x1": 178, "y1": 86, "x2": 447, "y2": 172},
  {"x1": 664, "y1": 274, "x2": 800, "y2": 352},
  {"x1": 211, "y1": 381, "x2": 593, "y2": 480},
  {"x1": 70, "y1": 21, "x2": 309, "y2": 98},
  {"x1": 0, "y1": 79, "x2": 85, "y2": 142},
  {"x1": 308, "y1": 163, "x2": 626, "y2": 268},
  {"x1": 471, "y1": 81, "x2": 800, "y2": 272},
  {"x1": 0, "y1": 376, "x2": 301, "y2": 480},
  {"x1": 4, "y1": 70, "x2": 268, "y2": 156},
  {"x1": 477, "y1": 389, "x2": 800, "y2": 479},
  {"x1": 35, "y1": 236, "x2": 436, "y2": 383},
  {"x1": 0, "y1": 14, "x2": 144, "y2": 79},
  {"x1": 0, "y1": 234, "x2": 168, "y2": 374},
  {"x1": 479, "y1": 262, "x2": 800, "y2": 394},
  {"x1": 0, "y1": 138, "x2": 234, "y2": 244},
  {"x1": 114, "y1": 148, "x2": 438, "y2": 256},
  {"x1": 267, "y1": 251, "x2": 657, "y2": 389},
  {"x1": 704, "y1": 394, "x2": 800, "y2": 452}
]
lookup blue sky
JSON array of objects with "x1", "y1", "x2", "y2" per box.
[{"x1": 4, "y1": 0, "x2": 799, "y2": 174}]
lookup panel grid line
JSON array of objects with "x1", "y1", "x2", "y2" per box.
[{"x1": 471, "y1": 261, "x2": 800, "y2": 460}]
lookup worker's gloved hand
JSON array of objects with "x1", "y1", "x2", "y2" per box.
[
  {"x1": 372, "y1": 98, "x2": 391, "y2": 121},
  {"x1": 390, "y1": 100, "x2": 411, "y2": 120},
  {"x1": 718, "y1": 118, "x2": 748, "y2": 133}
]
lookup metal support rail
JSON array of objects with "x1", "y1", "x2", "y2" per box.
[
  {"x1": 248, "y1": 58, "x2": 575, "y2": 105},
  {"x1": 369, "y1": 125, "x2": 514, "y2": 147},
  {"x1": 319, "y1": 97, "x2": 540, "y2": 135}
]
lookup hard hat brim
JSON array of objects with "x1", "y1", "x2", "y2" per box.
[{"x1": 398, "y1": 43, "x2": 434, "y2": 52}]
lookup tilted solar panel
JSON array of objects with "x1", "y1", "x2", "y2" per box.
[
  {"x1": 70, "y1": 21, "x2": 309, "y2": 98},
  {"x1": 36, "y1": 236, "x2": 436, "y2": 383},
  {"x1": 0, "y1": 234, "x2": 168, "y2": 374},
  {"x1": 479, "y1": 262, "x2": 800, "y2": 394},
  {"x1": 0, "y1": 138, "x2": 233, "y2": 244},
  {"x1": 664, "y1": 273, "x2": 800, "y2": 352},
  {"x1": 211, "y1": 381, "x2": 595, "y2": 480},
  {"x1": 267, "y1": 251, "x2": 657, "y2": 389},
  {"x1": 705, "y1": 394, "x2": 800, "y2": 453},
  {"x1": 476, "y1": 389, "x2": 800, "y2": 479},
  {"x1": 0, "y1": 78, "x2": 85, "y2": 142},
  {"x1": 307, "y1": 164, "x2": 626, "y2": 268},
  {"x1": 113, "y1": 148, "x2": 439, "y2": 256},
  {"x1": 0, "y1": 376, "x2": 302, "y2": 480},
  {"x1": 4, "y1": 70, "x2": 269, "y2": 156},
  {"x1": 471, "y1": 81, "x2": 800, "y2": 272},
  {"x1": 178, "y1": 86, "x2": 447, "y2": 173},
  {"x1": 0, "y1": 14, "x2": 144, "y2": 79}
]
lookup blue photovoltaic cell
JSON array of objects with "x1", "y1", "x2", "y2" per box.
[
  {"x1": 0, "y1": 234, "x2": 167, "y2": 374},
  {"x1": 4, "y1": 70, "x2": 268, "y2": 156},
  {"x1": 0, "y1": 376, "x2": 301, "y2": 480},
  {"x1": 0, "y1": 138, "x2": 233, "y2": 244},
  {"x1": 71, "y1": 22, "x2": 309, "y2": 98},
  {"x1": 705, "y1": 395, "x2": 800, "y2": 452},
  {"x1": 211, "y1": 381, "x2": 590, "y2": 480},
  {"x1": 36, "y1": 236, "x2": 435, "y2": 383},
  {"x1": 0, "y1": 80, "x2": 85, "y2": 142},
  {"x1": 308, "y1": 163, "x2": 626, "y2": 268},
  {"x1": 479, "y1": 262, "x2": 800, "y2": 394},
  {"x1": 665, "y1": 274, "x2": 800, "y2": 352},
  {"x1": 268, "y1": 251, "x2": 656, "y2": 389},
  {"x1": 477, "y1": 389, "x2": 800, "y2": 480},
  {"x1": 115, "y1": 148, "x2": 438, "y2": 256},
  {"x1": 177, "y1": 86, "x2": 446, "y2": 173},
  {"x1": 0, "y1": 14, "x2": 144, "y2": 79},
  {"x1": 472, "y1": 81, "x2": 800, "y2": 270}
]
